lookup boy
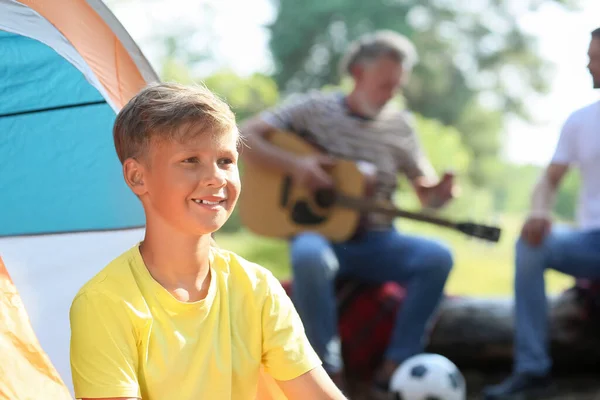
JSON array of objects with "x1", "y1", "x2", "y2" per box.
[{"x1": 69, "y1": 82, "x2": 346, "y2": 400}]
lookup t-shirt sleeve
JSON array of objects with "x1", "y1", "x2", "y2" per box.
[
  {"x1": 551, "y1": 112, "x2": 578, "y2": 164},
  {"x1": 70, "y1": 291, "x2": 140, "y2": 399},
  {"x1": 261, "y1": 272, "x2": 321, "y2": 381},
  {"x1": 398, "y1": 112, "x2": 437, "y2": 180},
  {"x1": 260, "y1": 93, "x2": 314, "y2": 134}
]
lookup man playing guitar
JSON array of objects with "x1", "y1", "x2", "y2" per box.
[{"x1": 241, "y1": 30, "x2": 456, "y2": 394}]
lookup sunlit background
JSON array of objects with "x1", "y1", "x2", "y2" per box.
[
  {"x1": 99, "y1": 0, "x2": 600, "y2": 296},
  {"x1": 107, "y1": 0, "x2": 600, "y2": 166}
]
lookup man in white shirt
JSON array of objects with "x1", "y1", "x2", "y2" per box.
[{"x1": 483, "y1": 27, "x2": 600, "y2": 399}]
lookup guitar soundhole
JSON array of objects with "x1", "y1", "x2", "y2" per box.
[
  {"x1": 291, "y1": 200, "x2": 327, "y2": 225},
  {"x1": 315, "y1": 189, "x2": 336, "y2": 208}
]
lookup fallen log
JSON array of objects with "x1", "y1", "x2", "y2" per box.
[{"x1": 428, "y1": 289, "x2": 600, "y2": 373}]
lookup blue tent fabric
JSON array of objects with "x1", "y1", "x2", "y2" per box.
[{"x1": 0, "y1": 31, "x2": 145, "y2": 236}]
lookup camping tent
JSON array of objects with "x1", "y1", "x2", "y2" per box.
[
  {"x1": 0, "y1": 0, "x2": 160, "y2": 237},
  {"x1": 0, "y1": 0, "x2": 158, "y2": 396}
]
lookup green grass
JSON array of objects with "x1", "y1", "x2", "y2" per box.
[{"x1": 214, "y1": 215, "x2": 575, "y2": 297}]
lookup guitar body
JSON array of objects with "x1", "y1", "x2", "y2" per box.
[{"x1": 239, "y1": 130, "x2": 375, "y2": 242}]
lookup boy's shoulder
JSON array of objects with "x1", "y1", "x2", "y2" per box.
[
  {"x1": 212, "y1": 246, "x2": 281, "y2": 292},
  {"x1": 73, "y1": 245, "x2": 141, "y2": 302}
]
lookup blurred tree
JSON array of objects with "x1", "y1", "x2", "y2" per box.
[
  {"x1": 266, "y1": 0, "x2": 580, "y2": 185},
  {"x1": 554, "y1": 169, "x2": 581, "y2": 221},
  {"x1": 203, "y1": 70, "x2": 280, "y2": 123},
  {"x1": 491, "y1": 163, "x2": 541, "y2": 214}
]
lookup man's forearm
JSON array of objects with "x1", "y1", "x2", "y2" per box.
[
  {"x1": 411, "y1": 177, "x2": 435, "y2": 207},
  {"x1": 241, "y1": 121, "x2": 301, "y2": 174},
  {"x1": 529, "y1": 174, "x2": 558, "y2": 218}
]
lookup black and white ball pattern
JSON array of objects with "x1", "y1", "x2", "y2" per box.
[{"x1": 389, "y1": 353, "x2": 466, "y2": 400}]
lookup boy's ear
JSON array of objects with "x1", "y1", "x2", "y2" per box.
[{"x1": 123, "y1": 158, "x2": 147, "y2": 196}]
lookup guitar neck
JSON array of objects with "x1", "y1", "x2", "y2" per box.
[{"x1": 335, "y1": 194, "x2": 456, "y2": 229}]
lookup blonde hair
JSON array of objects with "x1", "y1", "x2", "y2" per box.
[{"x1": 113, "y1": 82, "x2": 238, "y2": 164}]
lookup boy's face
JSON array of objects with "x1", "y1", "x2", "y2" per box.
[{"x1": 127, "y1": 127, "x2": 240, "y2": 236}]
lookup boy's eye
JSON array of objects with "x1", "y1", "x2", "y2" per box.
[
  {"x1": 182, "y1": 157, "x2": 199, "y2": 164},
  {"x1": 218, "y1": 158, "x2": 234, "y2": 166}
]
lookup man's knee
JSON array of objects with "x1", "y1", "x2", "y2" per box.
[
  {"x1": 436, "y1": 243, "x2": 454, "y2": 276},
  {"x1": 291, "y1": 232, "x2": 338, "y2": 280},
  {"x1": 421, "y1": 241, "x2": 454, "y2": 278}
]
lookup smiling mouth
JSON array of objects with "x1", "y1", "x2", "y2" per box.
[{"x1": 193, "y1": 199, "x2": 226, "y2": 205}]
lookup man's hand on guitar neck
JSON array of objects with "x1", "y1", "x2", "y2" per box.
[
  {"x1": 291, "y1": 154, "x2": 336, "y2": 192},
  {"x1": 412, "y1": 172, "x2": 456, "y2": 209}
]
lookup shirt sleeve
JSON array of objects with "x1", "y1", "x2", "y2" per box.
[
  {"x1": 261, "y1": 272, "x2": 321, "y2": 381},
  {"x1": 260, "y1": 93, "x2": 314, "y2": 134},
  {"x1": 70, "y1": 291, "x2": 141, "y2": 399},
  {"x1": 551, "y1": 112, "x2": 578, "y2": 164}
]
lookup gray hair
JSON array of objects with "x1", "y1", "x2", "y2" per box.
[{"x1": 339, "y1": 30, "x2": 419, "y2": 77}]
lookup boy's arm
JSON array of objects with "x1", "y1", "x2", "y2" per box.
[
  {"x1": 521, "y1": 110, "x2": 576, "y2": 246},
  {"x1": 70, "y1": 291, "x2": 140, "y2": 399},
  {"x1": 80, "y1": 398, "x2": 139, "y2": 400},
  {"x1": 276, "y1": 367, "x2": 347, "y2": 400},
  {"x1": 260, "y1": 272, "x2": 346, "y2": 399}
]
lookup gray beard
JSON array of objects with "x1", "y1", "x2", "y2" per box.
[{"x1": 356, "y1": 94, "x2": 384, "y2": 118}]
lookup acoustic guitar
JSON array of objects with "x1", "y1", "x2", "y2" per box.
[{"x1": 239, "y1": 130, "x2": 501, "y2": 243}]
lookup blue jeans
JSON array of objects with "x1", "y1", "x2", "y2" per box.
[
  {"x1": 514, "y1": 226, "x2": 600, "y2": 375},
  {"x1": 290, "y1": 228, "x2": 454, "y2": 374}
]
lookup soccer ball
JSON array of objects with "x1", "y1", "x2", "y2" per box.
[{"x1": 389, "y1": 353, "x2": 466, "y2": 400}]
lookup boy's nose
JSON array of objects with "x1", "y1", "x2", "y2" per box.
[{"x1": 201, "y1": 166, "x2": 227, "y2": 187}]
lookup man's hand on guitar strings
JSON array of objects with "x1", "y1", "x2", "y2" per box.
[
  {"x1": 414, "y1": 171, "x2": 458, "y2": 209},
  {"x1": 291, "y1": 154, "x2": 336, "y2": 192}
]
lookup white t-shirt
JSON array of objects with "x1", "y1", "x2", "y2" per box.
[{"x1": 552, "y1": 100, "x2": 600, "y2": 230}]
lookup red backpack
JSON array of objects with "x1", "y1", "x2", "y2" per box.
[{"x1": 281, "y1": 279, "x2": 405, "y2": 381}]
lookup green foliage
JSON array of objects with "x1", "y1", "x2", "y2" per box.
[
  {"x1": 203, "y1": 71, "x2": 280, "y2": 123},
  {"x1": 554, "y1": 169, "x2": 581, "y2": 220},
  {"x1": 490, "y1": 163, "x2": 541, "y2": 214},
  {"x1": 161, "y1": 58, "x2": 195, "y2": 84}
]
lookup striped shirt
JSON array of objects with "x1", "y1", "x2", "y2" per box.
[{"x1": 260, "y1": 90, "x2": 435, "y2": 230}]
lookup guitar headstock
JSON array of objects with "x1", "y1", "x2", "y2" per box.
[{"x1": 456, "y1": 222, "x2": 502, "y2": 243}]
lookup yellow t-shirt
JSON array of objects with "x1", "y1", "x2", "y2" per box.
[{"x1": 69, "y1": 244, "x2": 321, "y2": 400}]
